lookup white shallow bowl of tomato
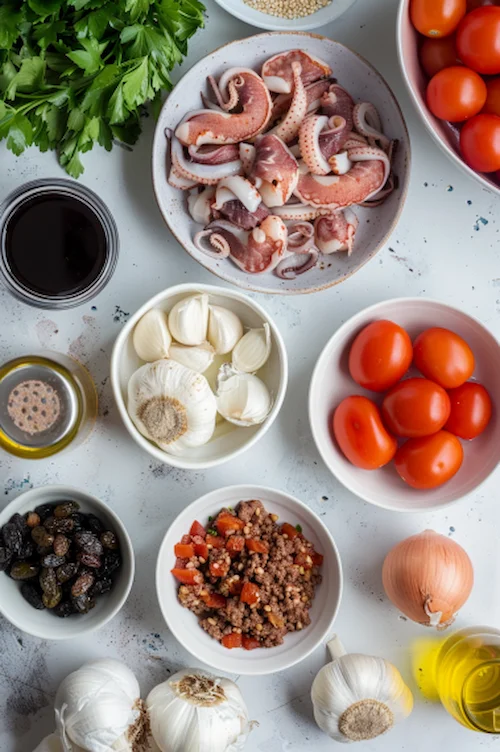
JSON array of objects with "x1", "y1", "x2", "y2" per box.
[
  {"x1": 156, "y1": 485, "x2": 342, "y2": 675},
  {"x1": 309, "y1": 298, "x2": 500, "y2": 512},
  {"x1": 397, "y1": 0, "x2": 500, "y2": 196}
]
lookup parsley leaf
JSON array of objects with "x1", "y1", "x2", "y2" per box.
[{"x1": 6, "y1": 113, "x2": 33, "y2": 155}]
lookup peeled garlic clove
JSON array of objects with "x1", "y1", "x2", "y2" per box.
[
  {"x1": 169, "y1": 342, "x2": 215, "y2": 373},
  {"x1": 128, "y1": 359, "x2": 216, "y2": 455},
  {"x1": 232, "y1": 323, "x2": 271, "y2": 373},
  {"x1": 133, "y1": 308, "x2": 171, "y2": 362},
  {"x1": 215, "y1": 363, "x2": 272, "y2": 426},
  {"x1": 208, "y1": 305, "x2": 244, "y2": 355},
  {"x1": 168, "y1": 293, "x2": 209, "y2": 346}
]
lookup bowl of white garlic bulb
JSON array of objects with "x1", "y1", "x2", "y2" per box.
[{"x1": 111, "y1": 283, "x2": 287, "y2": 469}]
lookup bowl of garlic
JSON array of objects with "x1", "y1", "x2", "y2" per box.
[{"x1": 111, "y1": 283, "x2": 288, "y2": 469}]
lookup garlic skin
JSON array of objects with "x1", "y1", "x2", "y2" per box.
[
  {"x1": 168, "y1": 294, "x2": 209, "y2": 346},
  {"x1": 215, "y1": 364, "x2": 272, "y2": 426},
  {"x1": 147, "y1": 669, "x2": 250, "y2": 752},
  {"x1": 54, "y1": 659, "x2": 141, "y2": 752},
  {"x1": 311, "y1": 637, "x2": 413, "y2": 744},
  {"x1": 128, "y1": 360, "x2": 216, "y2": 455},
  {"x1": 133, "y1": 309, "x2": 171, "y2": 362},
  {"x1": 208, "y1": 305, "x2": 244, "y2": 355},
  {"x1": 232, "y1": 324, "x2": 271, "y2": 373},
  {"x1": 169, "y1": 342, "x2": 215, "y2": 373},
  {"x1": 33, "y1": 735, "x2": 66, "y2": 752}
]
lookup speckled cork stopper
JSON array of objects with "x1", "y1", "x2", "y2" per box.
[{"x1": 7, "y1": 380, "x2": 60, "y2": 435}]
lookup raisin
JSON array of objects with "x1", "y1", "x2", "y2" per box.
[
  {"x1": 39, "y1": 567, "x2": 57, "y2": 595},
  {"x1": 53, "y1": 535, "x2": 70, "y2": 557},
  {"x1": 71, "y1": 571, "x2": 94, "y2": 597},
  {"x1": 54, "y1": 600, "x2": 75, "y2": 618},
  {"x1": 2, "y1": 522, "x2": 23, "y2": 554},
  {"x1": 72, "y1": 593, "x2": 96, "y2": 614},
  {"x1": 102, "y1": 551, "x2": 121, "y2": 576},
  {"x1": 74, "y1": 532, "x2": 103, "y2": 556},
  {"x1": 34, "y1": 503, "x2": 56, "y2": 521},
  {"x1": 77, "y1": 551, "x2": 101, "y2": 569},
  {"x1": 10, "y1": 562, "x2": 39, "y2": 580},
  {"x1": 71, "y1": 513, "x2": 88, "y2": 532},
  {"x1": 86, "y1": 514, "x2": 105, "y2": 535},
  {"x1": 37, "y1": 544, "x2": 53, "y2": 556},
  {"x1": 100, "y1": 532, "x2": 119, "y2": 550},
  {"x1": 91, "y1": 577, "x2": 112, "y2": 597},
  {"x1": 21, "y1": 583, "x2": 45, "y2": 610},
  {"x1": 9, "y1": 513, "x2": 29, "y2": 539},
  {"x1": 19, "y1": 540, "x2": 35, "y2": 559},
  {"x1": 31, "y1": 526, "x2": 54, "y2": 548},
  {"x1": 43, "y1": 587, "x2": 62, "y2": 609},
  {"x1": 41, "y1": 554, "x2": 66, "y2": 568},
  {"x1": 0, "y1": 547, "x2": 12, "y2": 572},
  {"x1": 26, "y1": 512, "x2": 41, "y2": 528},
  {"x1": 44, "y1": 517, "x2": 74, "y2": 534},
  {"x1": 54, "y1": 501, "x2": 80, "y2": 519},
  {"x1": 56, "y1": 562, "x2": 79, "y2": 583}
]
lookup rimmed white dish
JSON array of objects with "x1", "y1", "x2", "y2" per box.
[
  {"x1": 212, "y1": 0, "x2": 357, "y2": 32},
  {"x1": 0, "y1": 485, "x2": 134, "y2": 640},
  {"x1": 396, "y1": 0, "x2": 500, "y2": 197},
  {"x1": 156, "y1": 484, "x2": 343, "y2": 675},
  {"x1": 152, "y1": 32, "x2": 411, "y2": 295},
  {"x1": 111, "y1": 283, "x2": 287, "y2": 470},
  {"x1": 309, "y1": 298, "x2": 500, "y2": 512}
]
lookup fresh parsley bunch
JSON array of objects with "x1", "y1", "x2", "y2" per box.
[{"x1": 0, "y1": 0, "x2": 205, "y2": 177}]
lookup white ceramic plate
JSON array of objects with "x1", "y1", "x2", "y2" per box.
[
  {"x1": 111, "y1": 284, "x2": 287, "y2": 469},
  {"x1": 396, "y1": 0, "x2": 500, "y2": 198},
  {"x1": 0, "y1": 486, "x2": 134, "y2": 640},
  {"x1": 212, "y1": 0, "x2": 357, "y2": 32},
  {"x1": 309, "y1": 298, "x2": 500, "y2": 512},
  {"x1": 152, "y1": 32, "x2": 411, "y2": 295},
  {"x1": 156, "y1": 485, "x2": 342, "y2": 675}
]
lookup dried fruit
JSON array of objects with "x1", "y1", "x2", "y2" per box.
[
  {"x1": 75, "y1": 532, "x2": 103, "y2": 556},
  {"x1": 71, "y1": 572, "x2": 94, "y2": 597},
  {"x1": 10, "y1": 513, "x2": 29, "y2": 538},
  {"x1": 102, "y1": 551, "x2": 121, "y2": 576},
  {"x1": 39, "y1": 567, "x2": 57, "y2": 595},
  {"x1": 56, "y1": 562, "x2": 79, "y2": 583},
  {"x1": 72, "y1": 593, "x2": 96, "y2": 614},
  {"x1": 34, "y1": 503, "x2": 55, "y2": 521},
  {"x1": 26, "y1": 512, "x2": 41, "y2": 528},
  {"x1": 37, "y1": 544, "x2": 53, "y2": 556},
  {"x1": 54, "y1": 501, "x2": 80, "y2": 519},
  {"x1": 10, "y1": 562, "x2": 39, "y2": 580},
  {"x1": 21, "y1": 583, "x2": 45, "y2": 610},
  {"x1": 54, "y1": 600, "x2": 75, "y2": 618},
  {"x1": 86, "y1": 514, "x2": 105, "y2": 535},
  {"x1": 91, "y1": 577, "x2": 113, "y2": 596},
  {"x1": 31, "y1": 526, "x2": 54, "y2": 548},
  {"x1": 19, "y1": 540, "x2": 35, "y2": 559},
  {"x1": 101, "y1": 531, "x2": 119, "y2": 550},
  {"x1": 3, "y1": 522, "x2": 23, "y2": 554},
  {"x1": 71, "y1": 513, "x2": 88, "y2": 532},
  {"x1": 41, "y1": 554, "x2": 66, "y2": 568},
  {"x1": 43, "y1": 587, "x2": 62, "y2": 609},
  {"x1": 53, "y1": 535, "x2": 70, "y2": 557},
  {"x1": 0, "y1": 547, "x2": 12, "y2": 572},
  {"x1": 77, "y1": 551, "x2": 101, "y2": 569},
  {"x1": 44, "y1": 516, "x2": 74, "y2": 534}
]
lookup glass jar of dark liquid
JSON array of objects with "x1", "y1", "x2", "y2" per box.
[{"x1": 0, "y1": 179, "x2": 119, "y2": 309}]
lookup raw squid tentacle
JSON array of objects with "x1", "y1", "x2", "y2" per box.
[
  {"x1": 319, "y1": 116, "x2": 350, "y2": 160},
  {"x1": 188, "y1": 186, "x2": 216, "y2": 224},
  {"x1": 262, "y1": 50, "x2": 332, "y2": 94},
  {"x1": 321, "y1": 84, "x2": 355, "y2": 130},
  {"x1": 171, "y1": 136, "x2": 242, "y2": 185},
  {"x1": 329, "y1": 151, "x2": 352, "y2": 176},
  {"x1": 353, "y1": 103, "x2": 391, "y2": 151},
  {"x1": 273, "y1": 202, "x2": 327, "y2": 221},
  {"x1": 286, "y1": 221, "x2": 315, "y2": 252},
  {"x1": 315, "y1": 209, "x2": 359, "y2": 255},
  {"x1": 215, "y1": 200, "x2": 270, "y2": 230},
  {"x1": 299, "y1": 116, "x2": 331, "y2": 176},
  {"x1": 251, "y1": 134, "x2": 299, "y2": 208},
  {"x1": 269, "y1": 62, "x2": 308, "y2": 144},
  {"x1": 214, "y1": 176, "x2": 262, "y2": 213},
  {"x1": 207, "y1": 74, "x2": 240, "y2": 111},
  {"x1": 188, "y1": 144, "x2": 240, "y2": 165},
  {"x1": 168, "y1": 169, "x2": 198, "y2": 190},
  {"x1": 271, "y1": 78, "x2": 334, "y2": 122},
  {"x1": 239, "y1": 143, "x2": 256, "y2": 175},
  {"x1": 194, "y1": 226, "x2": 234, "y2": 259},
  {"x1": 275, "y1": 249, "x2": 319, "y2": 279},
  {"x1": 231, "y1": 215, "x2": 287, "y2": 273}
]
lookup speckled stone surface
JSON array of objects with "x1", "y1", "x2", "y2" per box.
[{"x1": 1, "y1": 0, "x2": 500, "y2": 750}]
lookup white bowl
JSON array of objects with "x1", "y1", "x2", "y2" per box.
[
  {"x1": 152, "y1": 32, "x2": 411, "y2": 295},
  {"x1": 309, "y1": 298, "x2": 500, "y2": 512},
  {"x1": 212, "y1": 0, "x2": 357, "y2": 32},
  {"x1": 396, "y1": 0, "x2": 500, "y2": 197},
  {"x1": 156, "y1": 485, "x2": 342, "y2": 675},
  {"x1": 0, "y1": 485, "x2": 135, "y2": 640},
  {"x1": 111, "y1": 283, "x2": 288, "y2": 469}
]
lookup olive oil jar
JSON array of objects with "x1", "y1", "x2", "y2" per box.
[
  {"x1": 0, "y1": 352, "x2": 97, "y2": 459},
  {"x1": 435, "y1": 626, "x2": 500, "y2": 733}
]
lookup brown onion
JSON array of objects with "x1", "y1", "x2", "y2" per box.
[{"x1": 382, "y1": 530, "x2": 474, "y2": 629}]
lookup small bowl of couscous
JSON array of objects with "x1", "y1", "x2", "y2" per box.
[{"x1": 212, "y1": 0, "x2": 358, "y2": 32}]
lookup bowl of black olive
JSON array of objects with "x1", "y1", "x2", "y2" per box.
[{"x1": 0, "y1": 485, "x2": 134, "y2": 639}]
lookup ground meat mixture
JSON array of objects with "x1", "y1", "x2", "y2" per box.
[{"x1": 172, "y1": 499, "x2": 323, "y2": 650}]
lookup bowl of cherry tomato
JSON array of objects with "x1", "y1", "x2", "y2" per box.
[
  {"x1": 309, "y1": 298, "x2": 499, "y2": 512},
  {"x1": 397, "y1": 0, "x2": 500, "y2": 194}
]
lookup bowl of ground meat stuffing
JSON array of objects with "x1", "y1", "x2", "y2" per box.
[{"x1": 156, "y1": 485, "x2": 342, "y2": 675}]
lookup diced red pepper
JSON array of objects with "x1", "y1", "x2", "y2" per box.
[
  {"x1": 216, "y1": 515, "x2": 245, "y2": 536},
  {"x1": 190, "y1": 520, "x2": 206, "y2": 539},
  {"x1": 221, "y1": 632, "x2": 243, "y2": 649},
  {"x1": 311, "y1": 551, "x2": 324, "y2": 567},
  {"x1": 228, "y1": 578, "x2": 243, "y2": 595},
  {"x1": 281, "y1": 523, "x2": 300, "y2": 539},
  {"x1": 294, "y1": 552, "x2": 313, "y2": 570},
  {"x1": 202, "y1": 592, "x2": 227, "y2": 609},
  {"x1": 226, "y1": 535, "x2": 245, "y2": 555},
  {"x1": 207, "y1": 535, "x2": 225, "y2": 549},
  {"x1": 174, "y1": 543, "x2": 195, "y2": 558},
  {"x1": 209, "y1": 559, "x2": 230, "y2": 578},
  {"x1": 181, "y1": 534, "x2": 191, "y2": 545},
  {"x1": 194, "y1": 542, "x2": 209, "y2": 560},
  {"x1": 240, "y1": 582, "x2": 260, "y2": 605},
  {"x1": 245, "y1": 538, "x2": 269, "y2": 554},
  {"x1": 171, "y1": 568, "x2": 203, "y2": 585},
  {"x1": 242, "y1": 635, "x2": 261, "y2": 650}
]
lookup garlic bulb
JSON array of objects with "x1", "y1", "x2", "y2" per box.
[
  {"x1": 128, "y1": 360, "x2": 216, "y2": 455},
  {"x1": 169, "y1": 342, "x2": 215, "y2": 373},
  {"x1": 54, "y1": 659, "x2": 144, "y2": 752},
  {"x1": 232, "y1": 324, "x2": 271, "y2": 373},
  {"x1": 33, "y1": 735, "x2": 65, "y2": 752},
  {"x1": 311, "y1": 637, "x2": 413, "y2": 743},
  {"x1": 208, "y1": 306, "x2": 244, "y2": 355},
  {"x1": 147, "y1": 669, "x2": 251, "y2": 752},
  {"x1": 215, "y1": 364, "x2": 272, "y2": 426},
  {"x1": 133, "y1": 309, "x2": 171, "y2": 362},
  {"x1": 382, "y1": 530, "x2": 474, "y2": 629},
  {"x1": 168, "y1": 294, "x2": 209, "y2": 346}
]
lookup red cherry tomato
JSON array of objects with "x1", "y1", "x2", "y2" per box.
[
  {"x1": 456, "y1": 7, "x2": 500, "y2": 74},
  {"x1": 445, "y1": 381, "x2": 492, "y2": 438},
  {"x1": 467, "y1": 0, "x2": 500, "y2": 8},
  {"x1": 482, "y1": 78, "x2": 500, "y2": 116},
  {"x1": 411, "y1": 0, "x2": 467, "y2": 37},
  {"x1": 413, "y1": 327, "x2": 475, "y2": 388},
  {"x1": 420, "y1": 36, "x2": 462, "y2": 78},
  {"x1": 349, "y1": 320, "x2": 412, "y2": 392},
  {"x1": 394, "y1": 431, "x2": 464, "y2": 489},
  {"x1": 460, "y1": 113, "x2": 500, "y2": 172},
  {"x1": 427, "y1": 66, "x2": 486, "y2": 122},
  {"x1": 381, "y1": 378, "x2": 451, "y2": 438},
  {"x1": 333, "y1": 396, "x2": 397, "y2": 470}
]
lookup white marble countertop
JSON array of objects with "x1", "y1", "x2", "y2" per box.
[{"x1": 1, "y1": 0, "x2": 500, "y2": 749}]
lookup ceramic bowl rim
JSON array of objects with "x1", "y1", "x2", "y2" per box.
[{"x1": 211, "y1": 0, "x2": 357, "y2": 33}]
